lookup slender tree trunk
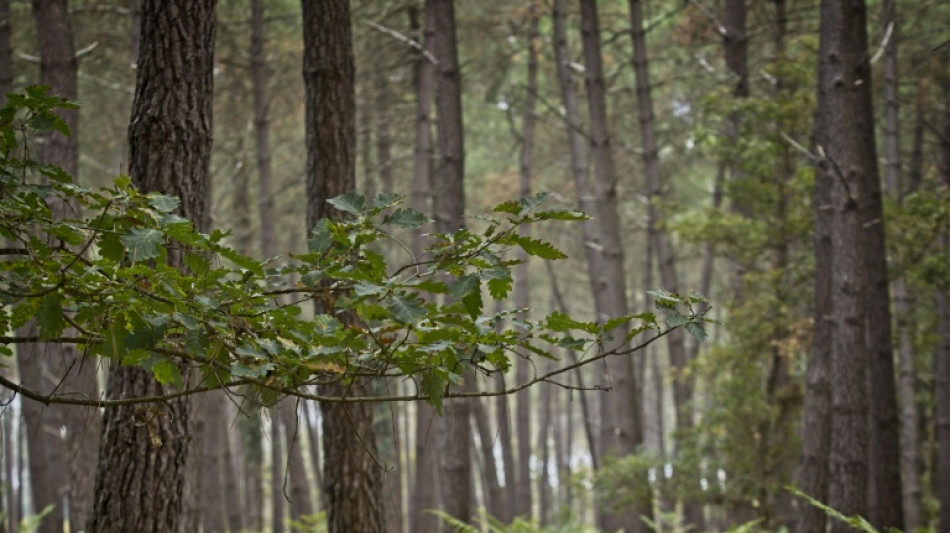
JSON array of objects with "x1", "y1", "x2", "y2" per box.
[
  {"x1": 814, "y1": 2, "x2": 879, "y2": 531},
  {"x1": 302, "y1": 2, "x2": 384, "y2": 532},
  {"x1": 936, "y1": 84, "x2": 950, "y2": 533},
  {"x1": 19, "y1": 3, "x2": 100, "y2": 531},
  {"x1": 199, "y1": 399, "x2": 227, "y2": 533},
  {"x1": 407, "y1": 4, "x2": 443, "y2": 531},
  {"x1": 537, "y1": 381, "x2": 553, "y2": 523},
  {"x1": 271, "y1": 407, "x2": 285, "y2": 533},
  {"x1": 281, "y1": 401, "x2": 315, "y2": 520},
  {"x1": 221, "y1": 404, "x2": 244, "y2": 533},
  {"x1": 303, "y1": 401, "x2": 328, "y2": 512},
  {"x1": 473, "y1": 397, "x2": 506, "y2": 519},
  {"x1": 627, "y1": 1, "x2": 699, "y2": 528},
  {"x1": 87, "y1": 2, "x2": 215, "y2": 532},
  {"x1": 513, "y1": 2, "x2": 540, "y2": 520},
  {"x1": 881, "y1": 1, "x2": 919, "y2": 529},
  {"x1": 0, "y1": 0, "x2": 10, "y2": 102}
]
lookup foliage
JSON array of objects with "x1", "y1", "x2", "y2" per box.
[
  {"x1": 0, "y1": 87, "x2": 710, "y2": 411},
  {"x1": 433, "y1": 509, "x2": 599, "y2": 533},
  {"x1": 288, "y1": 512, "x2": 328, "y2": 533},
  {"x1": 788, "y1": 487, "x2": 899, "y2": 533}
]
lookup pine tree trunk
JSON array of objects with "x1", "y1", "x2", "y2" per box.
[
  {"x1": 428, "y1": 0, "x2": 473, "y2": 529},
  {"x1": 627, "y1": 1, "x2": 699, "y2": 528},
  {"x1": 281, "y1": 401, "x2": 315, "y2": 520},
  {"x1": 87, "y1": 2, "x2": 215, "y2": 532},
  {"x1": 513, "y1": 2, "x2": 539, "y2": 521},
  {"x1": 815, "y1": 2, "x2": 878, "y2": 530},
  {"x1": 302, "y1": 2, "x2": 384, "y2": 532},
  {"x1": 936, "y1": 85, "x2": 950, "y2": 533},
  {"x1": 407, "y1": 4, "x2": 443, "y2": 530}
]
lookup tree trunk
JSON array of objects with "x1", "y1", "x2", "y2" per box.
[
  {"x1": 86, "y1": 2, "x2": 215, "y2": 532},
  {"x1": 881, "y1": 1, "x2": 918, "y2": 529},
  {"x1": 936, "y1": 84, "x2": 950, "y2": 533},
  {"x1": 815, "y1": 2, "x2": 877, "y2": 531},
  {"x1": 281, "y1": 401, "x2": 315, "y2": 520},
  {"x1": 0, "y1": 0, "x2": 10, "y2": 102},
  {"x1": 271, "y1": 407, "x2": 285, "y2": 533},
  {"x1": 199, "y1": 399, "x2": 227, "y2": 533},
  {"x1": 407, "y1": 4, "x2": 442, "y2": 531},
  {"x1": 302, "y1": 2, "x2": 384, "y2": 532},
  {"x1": 513, "y1": 2, "x2": 540, "y2": 521},
  {"x1": 472, "y1": 397, "x2": 506, "y2": 520},
  {"x1": 627, "y1": 0, "x2": 699, "y2": 528},
  {"x1": 428, "y1": 0, "x2": 472, "y2": 529},
  {"x1": 19, "y1": 2, "x2": 101, "y2": 531}
]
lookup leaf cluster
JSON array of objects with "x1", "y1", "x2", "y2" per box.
[{"x1": 1, "y1": 87, "x2": 710, "y2": 413}]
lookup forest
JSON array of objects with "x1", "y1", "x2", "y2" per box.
[{"x1": 0, "y1": 0, "x2": 948, "y2": 532}]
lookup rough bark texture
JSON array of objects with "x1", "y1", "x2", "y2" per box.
[
  {"x1": 937, "y1": 85, "x2": 950, "y2": 533},
  {"x1": 578, "y1": 1, "x2": 650, "y2": 531},
  {"x1": 513, "y1": 2, "x2": 539, "y2": 520},
  {"x1": 472, "y1": 396, "x2": 506, "y2": 519},
  {"x1": 429, "y1": 1, "x2": 473, "y2": 528},
  {"x1": 815, "y1": 2, "x2": 875, "y2": 531},
  {"x1": 302, "y1": 2, "x2": 384, "y2": 532},
  {"x1": 86, "y1": 1, "x2": 215, "y2": 532},
  {"x1": 198, "y1": 398, "x2": 227, "y2": 533}
]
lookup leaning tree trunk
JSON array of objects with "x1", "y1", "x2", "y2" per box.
[
  {"x1": 87, "y1": 3, "x2": 215, "y2": 532},
  {"x1": 301, "y1": 1, "x2": 384, "y2": 532}
]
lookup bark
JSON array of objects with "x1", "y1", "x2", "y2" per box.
[
  {"x1": 939, "y1": 285, "x2": 950, "y2": 533},
  {"x1": 864, "y1": 17, "x2": 904, "y2": 530},
  {"x1": 577, "y1": 1, "x2": 651, "y2": 531},
  {"x1": 271, "y1": 407, "x2": 285, "y2": 533},
  {"x1": 627, "y1": 0, "x2": 699, "y2": 528},
  {"x1": 472, "y1": 397, "x2": 506, "y2": 519},
  {"x1": 281, "y1": 401, "x2": 315, "y2": 520},
  {"x1": 937, "y1": 85, "x2": 950, "y2": 533},
  {"x1": 253, "y1": 0, "x2": 276, "y2": 261},
  {"x1": 238, "y1": 408, "x2": 264, "y2": 531},
  {"x1": 302, "y1": 2, "x2": 384, "y2": 532},
  {"x1": 881, "y1": 1, "x2": 918, "y2": 530},
  {"x1": 0, "y1": 0, "x2": 10, "y2": 102},
  {"x1": 513, "y1": 2, "x2": 539, "y2": 520},
  {"x1": 221, "y1": 405, "x2": 244, "y2": 533},
  {"x1": 199, "y1": 399, "x2": 227, "y2": 533},
  {"x1": 87, "y1": 2, "x2": 215, "y2": 532},
  {"x1": 814, "y1": 2, "x2": 877, "y2": 531},
  {"x1": 408, "y1": 4, "x2": 442, "y2": 531},
  {"x1": 302, "y1": 402, "x2": 328, "y2": 512},
  {"x1": 537, "y1": 381, "x2": 553, "y2": 523},
  {"x1": 429, "y1": 0, "x2": 473, "y2": 529},
  {"x1": 18, "y1": 2, "x2": 100, "y2": 531}
]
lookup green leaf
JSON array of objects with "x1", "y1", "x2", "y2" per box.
[
  {"x1": 382, "y1": 208, "x2": 427, "y2": 228},
  {"x1": 421, "y1": 371, "x2": 445, "y2": 415},
  {"x1": 308, "y1": 219, "x2": 332, "y2": 254},
  {"x1": 531, "y1": 209, "x2": 588, "y2": 221},
  {"x1": 97, "y1": 324, "x2": 128, "y2": 359},
  {"x1": 510, "y1": 234, "x2": 567, "y2": 260},
  {"x1": 449, "y1": 275, "x2": 479, "y2": 300},
  {"x1": 544, "y1": 311, "x2": 598, "y2": 334},
  {"x1": 153, "y1": 360, "x2": 183, "y2": 388},
  {"x1": 388, "y1": 294, "x2": 426, "y2": 324},
  {"x1": 327, "y1": 191, "x2": 366, "y2": 215},
  {"x1": 217, "y1": 246, "x2": 264, "y2": 276},
  {"x1": 149, "y1": 194, "x2": 180, "y2": 214},
  {"x1": 371, "y1": 191, "x2": 401, "y2": 208},
  {"x1": 492, "y1": 200, "x2": 522, "y2": 215},
  {"x1": 300, "y1": 270, "x2": 324, "y2": 287},
  {"x1": 462, "y1": 290, "x2": 482, "y2": 319},
  {"x1": 36, "y1": 293, "x2": 65, "y2": 340},
  {"x1": 98, "y1": 235, "x2": 125, "y2": 262},
  {"x1": 685, "y1": 322, "x2": 707, "y2": 342},
  {"x1": 413, "y1": 279, "x2": 448, "y2": 294},
  {"x1": 121, "y1": 228, "x2": 164, "y2": 262},
  {"x1": 487, "y1": 276, "x2": 512, "y2": 300},
  {"x1": 232, "y1": 362, "x2": 274, "y2": 378}
]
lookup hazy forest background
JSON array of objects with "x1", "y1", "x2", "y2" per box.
[{"x1": 1, "y1": 0, "x2": 950, "y2": 533}]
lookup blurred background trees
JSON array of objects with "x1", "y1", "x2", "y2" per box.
[{"x1": 2, "y1": 0, "x2": 949, "y2": 532}]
